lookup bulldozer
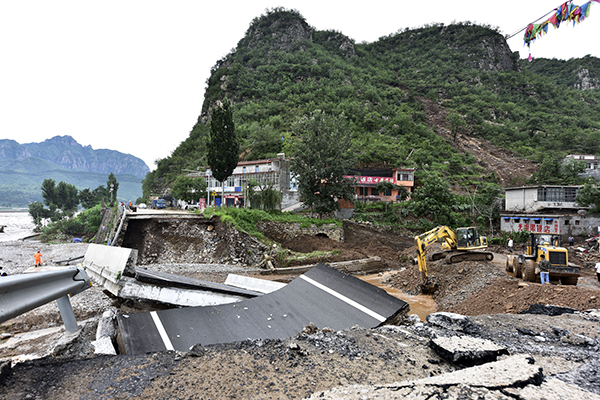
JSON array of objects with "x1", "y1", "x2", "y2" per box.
[
  {"x1": 505, "y1": 233, "x2": 579, "y2": 285},
  {"x1": 413, "y1": 226, "x2": 494, "y2": 293}
]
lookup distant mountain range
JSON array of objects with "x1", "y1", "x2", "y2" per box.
[
  {"x1": 0, "y1": 135, "x2": 149, "y2": 177},
  {"x1": 0, "y1": 136, "x2": 149, "y2": 208}
]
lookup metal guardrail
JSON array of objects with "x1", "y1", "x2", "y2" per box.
[{"x1": 0, "y1": 266, "x2": 91, "y2": 333}]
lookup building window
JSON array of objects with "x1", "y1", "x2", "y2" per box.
[
  {"x1": 371, "y1": 188, "x2": 379, "y2": 196},
  {"x1": 255, "y1": 166, "x2": 259, "y2": 173},
  {"x1": 242, "y1": 167, "x2": 246, "y2": 173},
  {"x1": 575, "y1": 220, "x2": 580, "y2": 225},
  {"x1": 384, "y1": 188, "x2": 392, "y2": 196},
  {"x1": 537, "y1": 187, "x2": 579, "y2": 202},
  {"x1": 397, "y1": 172, "x2": 414, "y2": 181},
  {"x1": 359, "y1": 187, "x2": 367, "y2": 196},
  {"x1": 564, "y1": 220, "x2": 570, "y2": 225}
]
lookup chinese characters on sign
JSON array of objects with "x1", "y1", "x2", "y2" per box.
[
  {"x1": 345, "y1": 176, "x2": 395, "y2": 184},
  {"x1": 516, "y1": 220, "x2": 559, "y2": 234}
]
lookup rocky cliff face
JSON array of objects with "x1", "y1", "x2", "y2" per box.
[
  {"x1": 0, "y1": 136, "x2": 149, "y2": 178},
  {"x1": 0, "y1": 139, "x2": 31, "y2": 160},
  {"x1": 575, "y1": 67, "x2": 600, "y2": 90}
]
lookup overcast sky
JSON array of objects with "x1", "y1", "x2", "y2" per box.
[{"x1": 1, "y1": 1, "x2": 598, "y2": 171}]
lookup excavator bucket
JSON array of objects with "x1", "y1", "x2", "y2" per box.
[{"x1": 420, "y1": 278, "x2": 438, "y2": 294}]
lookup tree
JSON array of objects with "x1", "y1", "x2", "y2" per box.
[
  {"x1": 107, "y1": 172, "x2": 119, "y2": 204},
  {"x1": 447, "y1": 112, "x2": 467, "y2": 142},
  {"x1": 409, "y1": 174, "x2": 456, "y2": 225},
  {"x1": 34, "y1": 179, "x2": 80, "y2": 222},
  {"x1": 28, "y1": 201, "x2": 54, "y2": 230},
  {"x1": 41, "y1": 179, "x2": 58, "y2": 207},
  {"x1": 171, "y1": 175, "x2": 207, "y2": 203},
  {"x1": 246, "y1": 178, "x2": 282, "y2": 210},
  {"x1": 207, "y1": 98, "x2": 240, "y2": 205},
  {"x1": 289, "y1": 111, "x2": 356, "y2": 217},
  {"x1": 529, "y1": 156, "x2": 586, "y2": 185},
  {"x1": 576, "y1": 179, "x2": 600, "y2": 213}
]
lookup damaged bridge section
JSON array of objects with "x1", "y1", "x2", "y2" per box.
[{"x1": 116, "y1": 264, "x2": 409, "y2": 354}]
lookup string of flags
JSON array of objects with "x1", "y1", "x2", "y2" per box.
[{"x1": 524, "y1": 0, "x2": 600, "y2": 61}]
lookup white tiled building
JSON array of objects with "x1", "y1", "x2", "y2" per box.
[{"x1": 189, "y1": 153, "x2": 298, "y2": 209}]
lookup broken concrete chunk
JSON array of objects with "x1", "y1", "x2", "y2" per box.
[
  {"x1": 399, "y1": 354, "x2": 541, "y2": 388},
  {"x1": 426, "y1": 312, "x2": 480, "y2": 334},
  {"x1": 308, "y1": 354, "x2": 543, "y2": 399},
  {"x1": 505, "y1": 377, "x2": 600, "y2": 400},
  {"x1": 96, "y1": 308, "x2": 117, "y2": 341},
  {"x1": 91, "y1": 337, "x2": 116, "y2": 356},
  {"x1": 430, "y1": 336, "x2": 509, "y2": 366},
  {"x1": 519, "y1": 304, "x2": 577, "y2": 316}
]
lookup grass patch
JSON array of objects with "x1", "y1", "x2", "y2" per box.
[{"x1": 202, "y1": 207, "x2": 341, "y2": 240}]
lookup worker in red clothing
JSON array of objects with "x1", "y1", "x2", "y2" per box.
[{"x1": 34, "y1": 250, "x2": 42, "y2": 267}]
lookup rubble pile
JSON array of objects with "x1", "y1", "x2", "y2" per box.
[{"x1": 123, "y1": 217, "x2": 269, "y2": 267}]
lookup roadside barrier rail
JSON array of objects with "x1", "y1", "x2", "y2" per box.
[{"x1": 0, "y1": 266, "x2": 91, "y2": 333}]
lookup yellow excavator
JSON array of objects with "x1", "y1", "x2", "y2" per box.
[{"x1": 414, "y1": 226, "x2": 494, "y2": 293}]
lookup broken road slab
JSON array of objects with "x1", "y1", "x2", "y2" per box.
[
  {"x1": 430, "y1": 336, "x2": 509, "y2": 366},
  {"x1": 116, "y1": 263, "x2": 409, "y2": 354}
]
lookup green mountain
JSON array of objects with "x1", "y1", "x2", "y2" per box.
[{"x1": 143, "y1": 8, "x2": 600, "y2": 196}]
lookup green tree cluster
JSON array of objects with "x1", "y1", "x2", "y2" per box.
[
  {"x1": 290, "y1": 111, "x2": 356, "y2": 217},
  {"x1": 171, "y1": 175, "x2": 207, "y2": 203}
]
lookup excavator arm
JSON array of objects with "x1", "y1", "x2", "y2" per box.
[{"x1": 414, "y1": 226, "x2": 457, "y2": 292}]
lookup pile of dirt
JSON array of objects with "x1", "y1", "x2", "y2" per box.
[
  {"x1": 277, "y1": 221, "x2": 414, "y2": 269},
  {"x1": 447, "y1": 277, "x2": 600, "y2": 315}
]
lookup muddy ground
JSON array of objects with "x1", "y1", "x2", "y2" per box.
[{"x1": 2, "y1": 221, "x2": 600, "y2": 399}]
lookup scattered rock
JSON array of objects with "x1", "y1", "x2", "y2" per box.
[{"x1": 426, "y1": 312, "x2": 480, "y2": 334}]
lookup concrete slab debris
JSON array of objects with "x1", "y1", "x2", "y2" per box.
[
  {"x1": 430, "y1": 336, "x2": 509, "y2": 365},
  {"x1": 80, "y1": 243, "x2": 137, "y2": 297},
  {"x1": 80, "y1": 244, "x2": 259, "y2": 307},
  {"x1": 116, "y1": 263, "x2": 409, "y2": 355},
  {"x1": 91, "y1": 337, "x2": 116, "y2": 356},
  {"x1": 135, "y1": 268, "x2": 261, "y2": 297},
  {"x1": 224, "y1": 274, "x2": 287, "y2": 294},
  {"x1": 308, "y1": 354, "x2": 546, "y2": 399}
]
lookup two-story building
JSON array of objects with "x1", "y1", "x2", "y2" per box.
[
  {"x1": 345, "y1": 167, "x2": 415, "y2": 202},
  {"x1": 565, "y1": 154, "x2": 600, "y2": 181},
  {"x1": 501, "y1": 185, "x2": 600, "y2": 237},
  {"x1": 188, "y1": 153, "x2": 299, "y2": 209}
]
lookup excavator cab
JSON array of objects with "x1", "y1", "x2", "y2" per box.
[{"x1": 454, "y1": 227, "x2": 487, "y2": 250}]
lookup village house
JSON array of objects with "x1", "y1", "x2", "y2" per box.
[{"x1": 501, "y1": 185, "x2": 600, "y2": 237}]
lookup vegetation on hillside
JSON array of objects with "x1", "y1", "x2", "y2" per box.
[{"x1": 143, "y1": 8, "x2": 600, "y2": 203}]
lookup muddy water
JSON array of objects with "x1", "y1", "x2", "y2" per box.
[{"x1": 359, "y1": 271, "x2": 437, "y2": 321}]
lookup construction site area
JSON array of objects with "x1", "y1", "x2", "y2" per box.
[{"x1": 1, "y1": 210, "x2": 600, "y2": 399}]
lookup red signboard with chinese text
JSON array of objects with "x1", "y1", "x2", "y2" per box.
[
  {"x1": 344, "y1": 176, "x2": 395, "y2": 184},
  {"x1": 516, "y1": 220, "x2": 559, "y2": 234}
]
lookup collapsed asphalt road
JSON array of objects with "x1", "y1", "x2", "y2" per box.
[{"x1": 1, "y1": 306, "x2": 599, "y2": 399}]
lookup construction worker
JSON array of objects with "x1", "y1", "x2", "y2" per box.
[
  {"x1": 538, "y1": 254, "x2": 551, "y2": 284},
  {"x1": 34, "y1": 250, "x2": 42, "y2": 267}
]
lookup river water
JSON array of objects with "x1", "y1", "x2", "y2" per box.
[
  {"x1": 359, "y1": 271, "x2": 437, "y2": 321},
  {"x1": 0, "y1": 211, "x2": 35, "y2": 242}
]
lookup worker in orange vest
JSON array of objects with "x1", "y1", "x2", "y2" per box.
[{"x1": 34, "y1": 250, "x2": 42, "y2": 267}]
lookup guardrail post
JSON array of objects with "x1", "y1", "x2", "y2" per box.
[{"x1": 56, "y1": 295, "x2": 79, "y2": 333}]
